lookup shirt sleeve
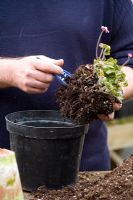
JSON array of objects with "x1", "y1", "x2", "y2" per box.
[{"x1": 110, "y1": 0, "x2": 133, "y2": 66}]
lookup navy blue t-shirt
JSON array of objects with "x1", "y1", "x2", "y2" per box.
[{"x1": 0, "y1": 0, "x2": 133, "y2": 171}]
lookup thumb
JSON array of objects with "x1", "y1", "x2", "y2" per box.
[{"x1": 113, "y1": 103, "x2": 122, "y2": 111}]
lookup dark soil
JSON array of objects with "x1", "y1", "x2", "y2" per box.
[
  {"x1": 31, "y1": 155, "x2": 133, "y2": 200},
  {"x1": 56, "y1": 64, "x2": 116, "y2": 123}
]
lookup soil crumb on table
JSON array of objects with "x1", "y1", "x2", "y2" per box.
[{"x1": 31, "y1": 155, "x2": 133, "y2": 200}]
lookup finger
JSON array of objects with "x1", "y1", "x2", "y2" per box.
[
  {"x1": 98, "y1": 114, "x2": 109, "y2": 121},
  {"x1": 33, "y1": 59, "x2": 64, "y2": 75},
  {"x1": 24, "y1": 55, "x2": 64, "y2": 67},
  {"x1": 113, "y1": 103, "x2": 122, "y2": 111},
  {"x1": 107, "y1": 112, "x2": 115, "y2": 120},
  {"x1": 25, "y1": 80, "x2": 50, "y2": 90},
  {"x1": 28, "y1": 71, "x2": 54, "y2": 83},
  {"x1": 37, "y1": 55, "x2": 64, "y2": 66},
  {"x1": 26, "y1": 87, "x2": 48, "y2": 94},
  {"x1": 98, "y1": 112, "x2": 115, "y2": 121}
]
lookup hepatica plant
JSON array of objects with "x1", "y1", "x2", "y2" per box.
[
  {"x1": 94, "y1": 26, "x2": 129, "y2": 102},
  {"x1": 56, "y1": 26, "x2": 131, "y2": 123}
]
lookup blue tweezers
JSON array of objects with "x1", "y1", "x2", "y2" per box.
[{"x1": 56, "y1": 70, "x2": 72, "y2": 86}]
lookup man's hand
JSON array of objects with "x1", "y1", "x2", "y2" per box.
[
  {"x1": 0, "y1": 55, "x2": 64, "y2": 94},
  {"x1": 98, "y1": 102, "x2": 122, "y2": 121},
  {"x1": 98, "y1": 65, "x2": 133, "y2": 121}
]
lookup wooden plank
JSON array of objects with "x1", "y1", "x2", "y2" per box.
[
  {"x1": 107, "y1": 123, "x2": 133, "y2": 151},
  {"x1": 110, "y1": 150, "x2": 123, "y2": 165}
]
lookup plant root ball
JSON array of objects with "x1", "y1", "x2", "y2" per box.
[{"x1": 56, "y1": 64, "x2": 116, "y2": 123}]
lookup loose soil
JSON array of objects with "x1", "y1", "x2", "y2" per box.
[
  {"x1": 31, "y1": 155, "x2": 133, "y2": 200},
  {"x1": 56, "y1": 64, "x2": 116, "y2": 123}
]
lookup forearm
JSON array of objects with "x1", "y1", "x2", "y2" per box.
[
  {"x1": 0, "y1": 58, "x2": 15, "y2": 88},
  {"x1": 122, "y1": 66, "x2": 133, "y2": 100}
]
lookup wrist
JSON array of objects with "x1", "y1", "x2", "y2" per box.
[
  {"x1": 0, "y1": 58, "x2": 17, "y2": 88},
  {"x1": 121, "y1": 66, "x2": 133, "y2": 100}
]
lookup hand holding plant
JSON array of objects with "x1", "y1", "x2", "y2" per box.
[{"x1": 56, "y1": 26, "x2": 130, "y2": 123}]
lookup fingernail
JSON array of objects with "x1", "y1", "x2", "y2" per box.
[
  {"x1": 58, "y1": 59, "x2": 64, "y2": 63},
  {"x1": 56, "y1": 66, "x2": 63, "y2": 74},
  {"x1": 60, "y1": 68, "x2": 64, "y2": 74}
]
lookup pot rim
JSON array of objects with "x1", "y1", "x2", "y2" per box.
[{"x1": 5, "y1": 110, "x2": 88, "y2": 129}]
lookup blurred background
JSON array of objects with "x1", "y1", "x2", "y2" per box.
[{"x1": 107, "y1": 99, "x2": 133, "y2": 169}]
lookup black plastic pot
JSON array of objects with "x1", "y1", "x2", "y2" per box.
[{"x1": 5, "y1": 110, "x2": 88, "y2": 191}]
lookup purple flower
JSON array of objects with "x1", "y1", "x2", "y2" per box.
[
  {"x1": 96, "y1": 26, "x2": 110, "y2": 59},
  {"x1": 101, "y1": 26, "x2": 110, "y2": 33},
  {"x1": 128, "y1": 53, "x2": 133, "y2": 58}
]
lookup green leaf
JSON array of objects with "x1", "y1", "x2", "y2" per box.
[{"x1": 93, "y1": 55, "x2": 128, "y2": 101}]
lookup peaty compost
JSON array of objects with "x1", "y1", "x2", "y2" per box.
[{"x1": 31, "y1": 155, "x2": 133, "y2": 200}]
